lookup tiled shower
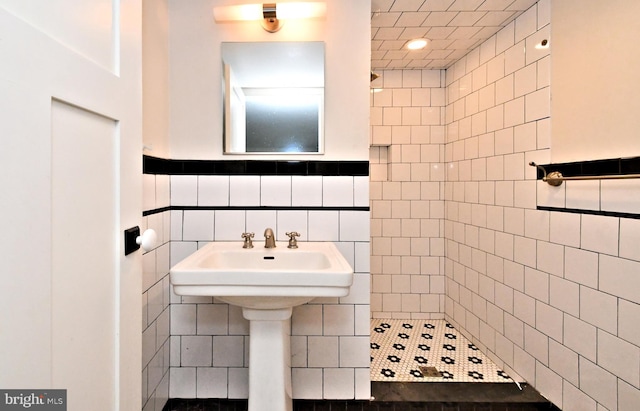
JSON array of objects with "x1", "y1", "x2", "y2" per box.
[
  {"x1": 443, "y1": 2, "x2": 639, "y2": 410},
  {"x1": 370, "y1": 68, "x2": 447, "y2": 320},
  {"x1": 369, "y1": 1, "x2": 639, "y2": 408},
  {"x1": 141, "y1": 1, "x2": 640, "y2": 410}
]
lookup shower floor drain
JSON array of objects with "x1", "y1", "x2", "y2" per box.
[{"x1": 419, "y1": 366, "x2": 441, "y2": 377}]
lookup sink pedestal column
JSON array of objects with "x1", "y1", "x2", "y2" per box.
[{"x1": 242, "y1": 307, "x2": 293, "y2": 411}]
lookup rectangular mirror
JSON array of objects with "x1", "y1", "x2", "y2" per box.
[{"x1": 222, "y1": 41, "x2": 325, "y2": 154}]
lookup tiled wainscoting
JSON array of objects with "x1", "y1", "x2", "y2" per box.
[
  {"x1": 142, "y1": 158, "x2": 372, "y2": 402},
  {"x1": 142, "y1": 173, "x2": 172, "y2": 411}
]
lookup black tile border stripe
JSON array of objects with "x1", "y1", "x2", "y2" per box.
[
  {"x1": 143, "y1": 155, "x2": 369, "y2": 176},
  {"x1": 534, "y1": 156, "x2": 640, "y2": 179},
  {"x1": 143, "y1": 206, "x2": 171, "y2": 217},
  {"x1": 537, "y1": 206, "x2": 640, "y2": 220},
  {"x1": 173, "y1": 205, "x2": 370, "y2": 211},
  {"x1": 534, "y1": 156, "x2": 640, "y2": 218},
  {"x1": 143, "y1": 205, "x2": 370, "y2": 217}
]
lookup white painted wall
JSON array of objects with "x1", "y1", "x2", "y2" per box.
[
  {"x1": 143, "y1": 0, "x2": 171, "y2": 158},
  {"x1": 167, "y1": 0, "x2": 370, "y2": 160},
  {"x1": 551, "y1": 0, "x2": 640, "y2": 162}
]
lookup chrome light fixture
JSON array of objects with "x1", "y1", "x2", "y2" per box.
[{"x1": 213, "y1": 2, "x2": 327, "y2": 33}]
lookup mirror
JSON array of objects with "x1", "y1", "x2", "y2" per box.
[{"x1": 222, "y1": 42, "x2": 325, "y2": 154}]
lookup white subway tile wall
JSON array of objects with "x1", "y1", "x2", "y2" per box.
[
  {"x1": 142, "y1": 174, "x2": 171, "y2": 411},
  {"x1": 369, "y1": 66, "x2": 447, "y2": 320},
  {"x1": 443, "y1": 1, "x2": 640, "y2": 410},
  {"x1": 228, "y1": 176, "x2": 261, "y2": 206},
  {"x1": 197, "y1": 176, "x2": 229, "y2": 207},
  {"x1": 538, "y1": 174, "x2": 640, "y2": 216},
  {"x1": 168, "y1": 175, "x2": 370, "y2": 400}
]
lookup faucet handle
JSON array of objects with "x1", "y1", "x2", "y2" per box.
[
  {"x1": 285, "y1": 231, "x2": 300, "y2": 249},
  {"x1": 241, "y1": 232, "x2": 255, "y2": 248}
]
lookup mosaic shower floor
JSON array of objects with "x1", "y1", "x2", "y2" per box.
[{"x1": 371, "y1": 319, "x2": 516, "y2": 383}]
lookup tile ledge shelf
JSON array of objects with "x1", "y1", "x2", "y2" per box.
[{"x1": 533, "y1": 156, "x2": 640, "y2": 180}]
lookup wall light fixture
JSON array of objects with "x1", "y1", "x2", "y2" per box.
[{"x1": 213, "y1": 2, "x2": 327, "y2": 33}]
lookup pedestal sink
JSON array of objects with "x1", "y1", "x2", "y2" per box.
[{"x1": 170, "y1": 240, "x2": 353, "y2": 411}]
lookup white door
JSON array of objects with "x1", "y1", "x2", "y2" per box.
[{"x1": 0, "y1": 2, "x2": 142, "y2": 410}]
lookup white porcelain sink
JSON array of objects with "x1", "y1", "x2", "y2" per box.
[
  {"x1": 170, "y1": 241, "x2": 354, "y2": 309},
  {"x1": 170, "y1": 239, "x2": 354, "y2": 411}
]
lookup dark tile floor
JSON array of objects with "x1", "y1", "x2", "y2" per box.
[
  {"x1": 371, "y1": 382, "x2": 556, "y2": 404},
  {"x1": 164, "y1": 382, "x2": 560, "y2": 411}
]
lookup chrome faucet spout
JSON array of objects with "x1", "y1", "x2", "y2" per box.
[{"x1": 264, "y1": 228, "x2": 276, "y2": 248}]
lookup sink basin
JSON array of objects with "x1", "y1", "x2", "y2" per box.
[{"x1": 170, "y1": 241, "x2": 353, "y2": 309}]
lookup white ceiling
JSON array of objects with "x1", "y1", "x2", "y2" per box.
[{"x1": 371, "y1": 0, "x2": 539, "y2": 70}]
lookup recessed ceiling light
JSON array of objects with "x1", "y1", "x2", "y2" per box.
[{"x1": 406, "y1": 38, "x2": 428, "y2": 50}]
